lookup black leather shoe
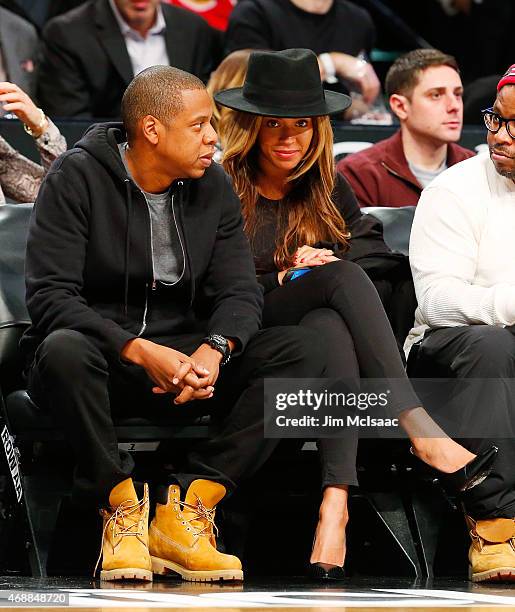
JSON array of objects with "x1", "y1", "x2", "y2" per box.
[
  {"x1": 439, "y1": 445, "x2": 498, "y2": 493},
  {"x1": 308, "y1": 563, "x2": 346, "y2": 581}
]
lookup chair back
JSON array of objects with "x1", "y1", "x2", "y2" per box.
[
  {"x1": 333, "y1": 141, "x2": 372, "y2": 161},
  {"x1": 0, "y1": 204, "x2": 33, "y2": 393},
  {"x1": 362, "y1": 206, "x2": 416, "y2": 256}
]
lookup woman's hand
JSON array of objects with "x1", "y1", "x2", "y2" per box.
[
  {"x1": 0, "y1": 81, "x2": 48, "y2": 137},
  {"x1": 278, "y1": 246, "x2": 339, "y2": 285},
  {"x1": 294, "y1": 245, "x2": 338, "y2": 266}
]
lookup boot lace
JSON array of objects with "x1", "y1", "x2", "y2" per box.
[
  {"x1": 470, "y1": 518, "x2": 515, "y2": 553},
  {"x1": 93, "y1": 497, "x2": 146, "y2": 577},
  {"x1": 179, "y1": 494, "x2": 219, "y2": 538},
  {"x1": 470, "y1": 528, "x2": 484, "y2": 552}
]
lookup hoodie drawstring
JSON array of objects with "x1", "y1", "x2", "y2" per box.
[
  {"x1": 176, "y1": 182, "x2": 195, "y2": 307},
  {"x1": 124, "y1": 179, "x2": 132, "y2": 317}
]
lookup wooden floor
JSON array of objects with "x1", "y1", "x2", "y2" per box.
[
  {"x1": 7, "y1": 608, "x2": 515, "y2": 612},
  {"x1": 0, "y1": 576, "x2": 514, "y2": 609}
]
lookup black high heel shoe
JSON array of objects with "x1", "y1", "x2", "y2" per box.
[
  {"x1": 440, "y1": 445, "x2": 498, "y2": 492},
  {"x1": 308, "y1": 525, "x2": 347, "y2": 582},
  {"x1": 308, "y1": 562, "x2": 346, "y2": 581},
  {"x1": 411, "y1": 445, "x2": 498, "y2": 493}
]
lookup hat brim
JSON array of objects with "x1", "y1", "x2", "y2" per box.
[{"x1": 214, "y1": 87, "x2": 352, "y2": 118}]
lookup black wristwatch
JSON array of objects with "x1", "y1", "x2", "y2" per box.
[{"x1": 202, "y1": 334, "x2": 231, "y2": 366}]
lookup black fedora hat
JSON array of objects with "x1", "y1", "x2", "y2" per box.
[{"x1": 214, "y1": 48, "x2": 352, "y2": 118}]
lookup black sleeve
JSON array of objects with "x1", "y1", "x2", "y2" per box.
[
  {"x1": 257, "y1": 271, "x2": 280, "y2": 294},
  {"x1": 361, "y1": 6, "x2": 376, "y2": 55},
  {"x1": 345, "y1": 1, "x2": 376, "y2": 55},
  {"x1": 312, "y1": 173, "x2": 362, "y2": 256},
  {"x1": 201, "y1": 174, "x2": 263, "y2": 354},
  {"x1": 224, "y1": 0, "x2": 273, "y2": 55},
  {"x1": 334, "y1": 172, "x2": 362, "y2": 227},
  {"x1": 37, "y1": 20, "x2": 92, "y2": 118},
  {"x1": 25, "y1": 160, "x2": 136, "y2": 360},
  {"x1": 332, "y1": 173, "x2": 396, "y2": 266},
  {"x1": 333, "y1": 171, "x2": 410, "y2": 280}
]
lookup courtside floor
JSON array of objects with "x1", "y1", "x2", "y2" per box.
[{"x1": 0, "y1": 576, "x2": 514, "y2": 609}]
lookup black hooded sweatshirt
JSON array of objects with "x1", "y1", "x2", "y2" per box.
[{"x1": 21, "y1": 123, "x2": 263, "y2": 365}]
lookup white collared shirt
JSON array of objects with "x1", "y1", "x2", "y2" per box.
[{"x1": 108, "y1": 0, "x2": 169, "y2": 76}]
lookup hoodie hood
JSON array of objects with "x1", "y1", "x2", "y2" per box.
[
  {"x1": 75, "y1": 122, "x2": 138, "y2": 317},
  {"x1": 75, "y1": 122, "x2": 129, "y2": 183}
]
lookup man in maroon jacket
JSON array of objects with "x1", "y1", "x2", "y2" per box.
[{"x1": 338, "y1": 49, "x2": 474, "y2": 207}]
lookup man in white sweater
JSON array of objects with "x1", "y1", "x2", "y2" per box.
[{"x1": 406, "y1": 66, "x2": 515, "y2": 583}]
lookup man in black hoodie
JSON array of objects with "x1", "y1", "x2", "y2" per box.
[{"x1": 22, "y1": 65, "x2": 325, "y2": 583}]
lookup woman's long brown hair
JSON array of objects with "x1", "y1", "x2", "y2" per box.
[{"x1": 222, "y1": 112, "x2": 350, "y2": 270}]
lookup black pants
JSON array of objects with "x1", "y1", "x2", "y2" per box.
[
  {"x1": 374, "y1": 277, "x2": 417, "y2": 359},
  {"x1": 408, "y1": 325, "x2": 515, "y2": 519},
  {"x1": 263, "y1": 260, "x2": 420, "y2": 488},
  {"x1": 27, "y1": 326, "x2": 325, "y2": 508}
]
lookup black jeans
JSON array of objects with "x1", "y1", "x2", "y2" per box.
[
  {"x1": 263, "y1": 260, "x2": 421, "y2": 488},
  {"x1": 374, "y1": 277, "x2": 417, "y2": 359},
  {"x1": 408, "y1": 325, "x2": 515, "y2": 519},
  {"x1": 27, "y1": 325, "x2": 326, "y2": 508}
]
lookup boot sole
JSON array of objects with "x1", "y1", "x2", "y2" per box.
[
  {"x1": 471, "y1": 567, "x2": 515, "y2": 583},
  {"x1": 151, "y1": 555, "x2": 243, "y2": 582},
  {"x1": 100, "y1": 568, "x2": 153, "y2": 582}
]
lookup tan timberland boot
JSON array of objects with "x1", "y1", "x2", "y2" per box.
[
  {"x1": 149, "y1": 479, "x2": 243, "y2": 582},
  {"x1": 467, "y1": 515, "x2": 515, "y2": 582},
  {"x1": 94, "y1": 478, "x2": 152, "y2": 582}
]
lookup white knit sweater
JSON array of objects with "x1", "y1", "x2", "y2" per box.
[{"x1": 405, "y1": 153, "x2": 515, "y2": 354}]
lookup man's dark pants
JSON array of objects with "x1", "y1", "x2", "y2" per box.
[
  {"x1": 408, "y1": 324, "x2": 515, "y2": 519},
  {"x1": 27, "y1": 326, "x2": 325, "y2": 508}
]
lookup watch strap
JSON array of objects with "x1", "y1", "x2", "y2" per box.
[{"x1": 202, "y1": 334, "x2": 231, "y2": 366}]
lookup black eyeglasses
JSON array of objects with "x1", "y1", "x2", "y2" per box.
[{"x1": 482, "y1": 107, "x2": 515, "y2": 139}]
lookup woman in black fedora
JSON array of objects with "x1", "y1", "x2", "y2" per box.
[{"x1": 215, "y1": 48, "x2": 495, "y2": 579}]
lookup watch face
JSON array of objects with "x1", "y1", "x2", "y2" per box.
[
  {"x1": 212, "y1": 334, "x2": 228, "y2": 349},
  {"x1": 207, "y1": 334, "x2": 229, "y2": 357},
  {"x1": 206, "y1": 334, "x2": 231, "y2": 365}
]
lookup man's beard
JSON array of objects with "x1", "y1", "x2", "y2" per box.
[
  {"x1": 490, "y1": 147, "x2": 515, "y2": 180},
  {"x1": 495, "y1": 165, "x2": 515, "y2": 180}
]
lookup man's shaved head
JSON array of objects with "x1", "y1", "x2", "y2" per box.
[{"x1": 121, "y1": 65, "x2": 205, "y2": 143}]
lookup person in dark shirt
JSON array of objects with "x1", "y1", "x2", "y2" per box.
[
  {"x1": 224, "y1": 0, "x2": 380, "y2": 103},
  {"x1": 23, "y1": 64, "x2": 328, "y2": 583},
  {"x1": 216, "y1": 48, "x2": 481, "y2": 580}
]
